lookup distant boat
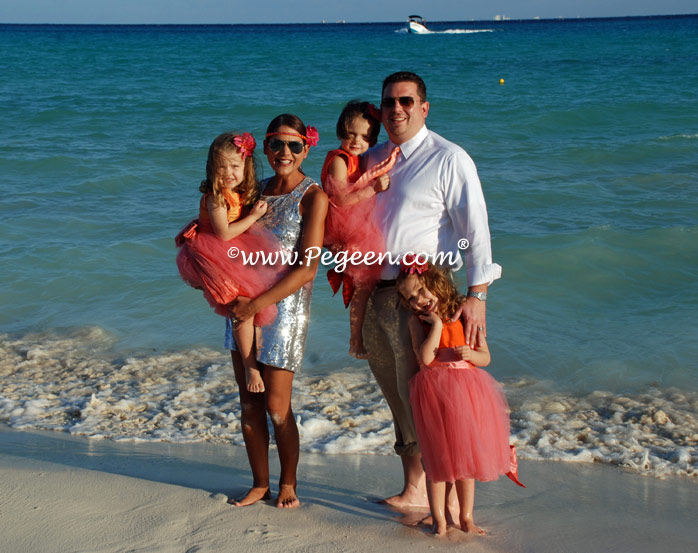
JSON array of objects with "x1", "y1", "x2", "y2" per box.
[{"x1": 407, "y1": 15, "x2": 429, "y2": 34}]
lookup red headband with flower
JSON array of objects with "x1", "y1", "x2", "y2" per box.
[
  {"x1": 265, "y1": 125, "x2": 319, "y2": 147},
  {"x1": 400, "y1": 254, "x2": 430, "y2": 275},
  {"x1": 233, "y1": 132, "x2": 256, "y2": 159}
]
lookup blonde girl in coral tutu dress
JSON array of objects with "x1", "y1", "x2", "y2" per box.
[
  {"x1": 321, "y1": 100, "x2": 400, "y2": 358},
  {"x1": 176, "y1": 131, "x2": 283, "y2": 394},
  {"x1": 396, "y1": 259, "x2": 524, "y2": 537}
]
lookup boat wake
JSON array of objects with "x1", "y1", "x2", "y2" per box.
[{"x1": 395, "y1": 28, "x2": 493, "y2": 34}]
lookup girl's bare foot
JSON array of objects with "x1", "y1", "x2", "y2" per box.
[
  {"x1": 246, "y1": 367, "x2": 265, "y2": 393},
  {"x1": 432, "y1": 518, "x2": 448, "y2": 536},
  {"x1": 228, "y1": 486, "x2": 270, "y2": 507},
  {"x1": 348, "y1": 337, "x2": 369, "y2": 359},
  {"x1": 461, "y1": 517, "x2": 486, "y2": 535},
  {"x1": 276, "y1": 483, "x2": 300, "y2": 508}
]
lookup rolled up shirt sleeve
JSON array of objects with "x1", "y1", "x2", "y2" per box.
[{"x1": 443, "y1": 149, "x2": 502, "y2": 287}]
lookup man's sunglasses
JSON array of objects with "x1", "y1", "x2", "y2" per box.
[
  {"x1": 267, "y1": 138, "x2": 305, "y2": 154},
  {"x1": 381, "y1": 96, "x2": 416, "y2": 109}
]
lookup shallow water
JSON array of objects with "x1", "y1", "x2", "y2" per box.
[{"x1": 1, "y1": 17, "x2": 697, "y2": 475}]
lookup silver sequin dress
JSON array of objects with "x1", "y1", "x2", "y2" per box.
[{"x1": 225, "y1": 176, "x2": 318, "y2": 372}]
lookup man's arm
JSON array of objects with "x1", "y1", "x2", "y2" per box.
[{"x1": 443, "y1": 150, "x2": 501, "y2": 346}]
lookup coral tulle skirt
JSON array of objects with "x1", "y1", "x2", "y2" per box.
[
  {"x1": 175, "y1": 220, "x2": 283, "y2": 326},
  {"x1": 409, "y1": 354, "x2": 512, "y2": 483},
  {"x1": 323, "y1": 175, "x2": 384, "y2": 286}
]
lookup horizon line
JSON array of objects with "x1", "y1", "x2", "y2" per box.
[{"x1": 1, "y1": 13, "x2": 696, "y2": 26}]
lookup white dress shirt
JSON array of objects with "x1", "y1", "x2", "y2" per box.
[{"x1": 367, "y1": 125, "x2": 502, "y2": 285}]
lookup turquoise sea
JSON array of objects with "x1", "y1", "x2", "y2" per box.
[{"x1": 1, "y1": 16, "x2": 697, "y2": 476}]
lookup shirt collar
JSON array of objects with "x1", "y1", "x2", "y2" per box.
[{"x1": 389, "y1": 125, "x2": 428, "y2": 160}]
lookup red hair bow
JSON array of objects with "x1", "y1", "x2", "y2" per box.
[
  {"x1": 304, "y1": 126, "x2": 319, "y2": 147},
  {"x1": 233, "y1": 132, "x2": 256, "y2": 159},
  {"x1": 400, "y1": 253, "x2": 429, "y2": 275},
  {"x1": 366, "y1": 103, "x2": 382, "y2": 121}
]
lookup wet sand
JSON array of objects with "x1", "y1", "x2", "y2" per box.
[{"x1": 1, "y1": 424, "x2": 696, "y2": 553}]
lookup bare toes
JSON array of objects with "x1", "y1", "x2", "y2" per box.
[
  {"x1": 229, "y1": 487, "x2": 270, "y2": 507},
  {"x1": 276, "y1": 485, "x2": 300, "y2": 509}
]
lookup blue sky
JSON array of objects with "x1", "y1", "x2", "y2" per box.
[{"x1": 1, "y1": 0, "x2": 695, "y2": 24}]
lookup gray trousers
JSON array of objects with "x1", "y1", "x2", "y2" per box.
[{"x1": 363, "y1": 284, "x2": 421, "y2": 456}]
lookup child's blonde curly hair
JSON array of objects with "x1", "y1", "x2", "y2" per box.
[{"x1": 199, "y1": 132, "x2": 259, "y2": 208}]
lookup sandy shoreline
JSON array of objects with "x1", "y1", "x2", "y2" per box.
[{"x1": 1, "y1": 425, "x2": 696, "y2": 553}]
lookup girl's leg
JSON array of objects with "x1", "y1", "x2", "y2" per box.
[
  {"x1": 426, "y1": 479, "x2": 448, "y2": 536},
  {"x1": 229, "y1": 350, "x2": 271, "y2": 506},
  {"x1": 455, "y1": 479, "x2": 486, "y2": 535},
  {"x1": 348, "y1": 286, "x2": 371, "y2": 359},
  {"x1": 263, "y1": 365, "x2": 300, "y2": 508},
  {"x1": 233, "y1": 319, "x2": 264, "y2": 393}
]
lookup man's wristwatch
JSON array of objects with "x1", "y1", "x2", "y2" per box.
[{"x1": 467, "y1": 290, "x2": 487, "y2": 302}]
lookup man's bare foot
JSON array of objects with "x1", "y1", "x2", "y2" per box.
[
  {"x1": 461, "y1": 517, "x2": 486, "y2": 535},
  {"x1": 378, "y1": 484, "x2": 429, "y2": 510},
  {"x1": 276, "y1": 484, "x2": 300, "y2": 509},
  {"x1": 228, "y1": 486, "x2": 270, "y2": 507},
  {"x1": 246, "y1": 367, "x2": 265, "y2": 393}
]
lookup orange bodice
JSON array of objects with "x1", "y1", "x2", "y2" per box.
[
  {"x1": 320, "y1": 148, "x2": 361, "y2": 185},
  {"x1": 438, "y1": 319, "x2": 468, "y2": 349},
  {"x1": 198, "y1": 190, "x2": 242, "y2": 227}
]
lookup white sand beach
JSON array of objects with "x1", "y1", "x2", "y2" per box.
[{"x1": 1, "y1": 424, "x2": 696, "y2": 553}]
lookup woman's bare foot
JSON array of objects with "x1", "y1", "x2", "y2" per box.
[
  {"x1": 276, "y1": 484, "x2": 300, "y2": 508},
  {"x1": 246, "y1": 367, "x2": 265, "y2": 393},
  {"x1": 461, "y1": 517, "x2": 486, "y2": 535},
  {"x1": 228, "y1": 486, "x2": 270, "y2": 507}
]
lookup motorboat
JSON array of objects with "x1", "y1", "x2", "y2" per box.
[{"x1": 407, "y1": 15, "x2": 429, "y2": 34}]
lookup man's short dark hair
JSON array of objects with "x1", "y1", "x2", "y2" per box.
[{"x1": 382, "y1": 72, "x2": 427, "y2": 102}]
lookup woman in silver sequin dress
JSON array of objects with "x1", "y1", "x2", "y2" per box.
[{"x1": 226, "y1": 114, "x2": 328, "y2": 509}]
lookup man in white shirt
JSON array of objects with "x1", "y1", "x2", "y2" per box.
[{"x1": 363, "y1": 71, "x2": 502, "y2": 508}]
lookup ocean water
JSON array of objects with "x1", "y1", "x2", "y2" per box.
[{"x1": 1, "y1": 16, "x2": 697, "y2": 478}]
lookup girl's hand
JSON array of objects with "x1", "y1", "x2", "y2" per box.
[
  {"x1": 373, "y1": 174, "x2": 390, "y2": 194},
  {"x1": 419, "y1": 310, "x2": 441, "y2": 327},
  {"x1": 454, "y1": 345, "x2": 472, "y2": 361},
  {"x1": 250, "y1": 200, "x2": 268, "y2": 220}
]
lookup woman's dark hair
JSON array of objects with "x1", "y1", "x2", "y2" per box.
[
  {"x1": 265, "y1": 113, "x2": 307, "y2": 140},
  {"x1": 336, "y1": 100, "x2": 381, "y2": 147}
]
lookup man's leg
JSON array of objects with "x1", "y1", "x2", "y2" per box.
[{"x1": 364, "y1": 285, "x2": 427, "y2": 508}]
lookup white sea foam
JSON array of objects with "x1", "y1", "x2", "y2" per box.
[
  {"x1": 1, "y1": 329, "x2": 696, "y2": 479},
  {"x1": 394, "y1": 28, "x2": 493, "y2": 35}
]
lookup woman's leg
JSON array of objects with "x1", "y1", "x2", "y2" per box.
[
  {"x1": 229, "y1": 350, "x2": 271, "y2": 506},
  {"x1": 233, "y1": 319, "x2": 265, "y2": 393},
  {"x1": 455, "y1": 479, "x2": 486, "y2": 535},
  {"x1": 263, "y1": 366, "x2": 300, "y2": 508}
]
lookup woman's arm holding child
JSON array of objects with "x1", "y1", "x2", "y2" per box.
[{"x1": 207, "y1": 196, "x2": 267, "y2": 241}]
